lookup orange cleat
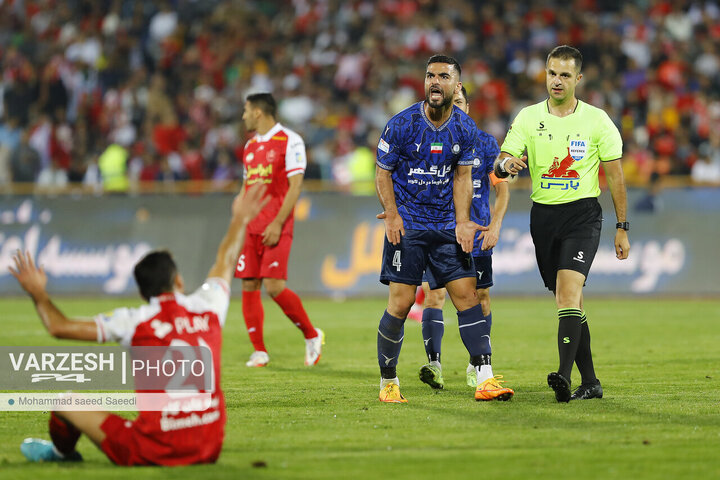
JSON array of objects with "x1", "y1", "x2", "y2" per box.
[
  {"x1": 474, "y1": 375, "x2": 514, "y2": 401},
  {"x1": 379, "y1": 383, "x2": 408, "y2": 403}
]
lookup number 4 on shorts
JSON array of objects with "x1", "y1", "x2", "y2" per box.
[{"x1": 392, "y1": 250, "x2": 402, "y2": 271}]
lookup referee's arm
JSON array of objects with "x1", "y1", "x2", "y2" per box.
[
  {"x1": 601, "y1": 159, "x2": 630, "y2": 260},
  {"x1": 493, "y1": 152, "x2": 527, "y2": 178}
]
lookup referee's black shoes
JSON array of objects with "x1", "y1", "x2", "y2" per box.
[
  {"x1": 547, "y1": 372, "x2": 571, "y2": 403},
  {"x1": 570, "y1": 381, "x2": 603, "y2": 401}
]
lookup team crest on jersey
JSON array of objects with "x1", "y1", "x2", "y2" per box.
[
  {"x1": 473, "y1": 157, "x2": 481, "y2": 167},
  {"x1": 452, "y1": 143, "x2": 460, "y2": 154},
  {"x1": 151, "y1": 319, "x2": 173, "y2": 339},
  {"x1": 247, "y1": 152, "x2": 254, "y2": 161},
  {"x1": 266, "y1": 149, "x2": 277, "y2": 162},
  {"x1": 569, "y1": 140, "x2": 588, "y2": 162}
]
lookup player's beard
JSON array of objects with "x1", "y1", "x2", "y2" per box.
[{"x1": 425, "y1": 90, "x2": 452, "y2": 109}]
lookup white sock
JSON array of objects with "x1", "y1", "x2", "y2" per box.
[
  {"x1": 430, "y1": 360, "x2": 441, "y2": 370},
  {"x1": 380, "y1": 377, "x2": 400, "y2": 388},
  {"x1": 477, "y1": 364, "x2": 494, "y2": 383}
]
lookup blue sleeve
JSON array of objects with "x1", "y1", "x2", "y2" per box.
[
  {"x1": 458, "y1": 116, "x2": 480, "y2": 166},
  {"x1": 376, "y1": 117, "x2": 403, "y2": 171},
  {"x1": 480, "y1": 132, "x2": 500, "y2": 176}
]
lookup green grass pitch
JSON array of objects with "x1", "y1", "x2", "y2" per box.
[{"x1": 1, "y1": 296, "x2": 719, "y2": 479}]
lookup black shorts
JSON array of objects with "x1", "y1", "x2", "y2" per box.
[
  {"x1": 530, "y1": 197, "x2": 602, "y2": 292},
  {"x1": 380, "y1": 229, "x2": 475, "y2": 287},
  {"x1": 423, "y1": 254, "x2": 493, "y2": 290}
]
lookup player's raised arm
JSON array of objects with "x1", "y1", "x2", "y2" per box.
[
  {"x1": 207, "y1": 184, "x2": 269, "y2": 283},
  {"x1": 454, "y1": 164, "x2": 487, "y2": 253},
  {"x1": 376, "y1": 165, "x2": 404, "y2": 245},
  {"x1": 601, "y1": 159, "x2": 630, "y2": 260},
  {"x1": 9, "y1": 250, "x2": 97, "y2": 340}
]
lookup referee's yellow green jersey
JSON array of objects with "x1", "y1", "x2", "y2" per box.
[{"x1": 501, "y1": 100, "x2": 622, "y2": 205}]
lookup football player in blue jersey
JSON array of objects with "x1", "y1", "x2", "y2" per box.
[
  {"x1": 375, "y1": 55, "x2": 514, "y2": 403},
  {"x1": 415, "y1": 86, "x2": 511, "y2": 395}
]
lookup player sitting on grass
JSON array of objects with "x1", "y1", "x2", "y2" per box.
[{"x1": 9, "y1": 185, "x2": 267, "y2": 466}]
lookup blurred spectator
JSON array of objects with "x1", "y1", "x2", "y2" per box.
[
  {"x1": 692, "y1": 131, "x2": 720, "y2": 184},
  {"x1": 0, "y1": 118, "x2": 22, "y2": 183},
  {"x1": 9, "y1": 129, "x2": 41, "y2": 183},
  {"x1": 98, "y1": 143, "x2": 129, "y2": 192},
  {"x1": 37, "y1": 158, "x2": 68, "y2": 189}
]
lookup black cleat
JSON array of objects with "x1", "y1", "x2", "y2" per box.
[
  {"x1": 547, "y1": 372, "x2": 571, "y2": 403},
  {"x1": 570, "y1": 381, "x2": 603, "y2": 400}
]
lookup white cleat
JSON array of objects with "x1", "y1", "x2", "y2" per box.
[
  {"x1": 304, "y1": 328, "x2": 325, "y2": 366},
  {"x1": 245, "y1": 351, "x2": 269, "y2": 367}
]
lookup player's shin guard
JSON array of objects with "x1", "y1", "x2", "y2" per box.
[
  {"x1": 421, "y1": 308, "x2": 444, "y2": 363},
  {"x1": 272, "y1": 288, "x2": 317, "y2": 339},
  {"x1": 557, "y1": 308, "x2": 583, "y2": 380},
  {"x1": 574, "y1": 312, "x2": 598, "y2": 383},
  {"x1": 458, "y1": 304, "x2": 492, "y2": 358},
  {"x1": 49, "y1": 412, "x2": 80, "y2": 456},
  {"x1": 242, "y1": 290, "x2": 266, "y2": 352},
  {"x1": 377, "y1": 310, "x2": 405, "y2": 379}
]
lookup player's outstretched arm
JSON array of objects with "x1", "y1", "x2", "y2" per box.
[
  {"x1": 376, "y1": 166, "x2": 404, "y2": 245},
  {"x1": 494, "y1": 153, "x2": 527, "y2": 178},
  {"x1": 601, "y1": 159, "x2": 630, "y2": 260},
  {"x1": 454, "y1": 164, "x2": 488, "y2": 253},
  {"x1": 208, "y1": 184, "x2": 269, "y2": 283},
  {"x1": 9, "y1": 250, "x2": 97, "y2": 340}
]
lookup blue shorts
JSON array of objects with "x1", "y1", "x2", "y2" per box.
[
  {"x1": 423, "y1": 254, "x2": 493, "y2": 290},
  {"x1": 380, "y1": 229, "x2": 475, "y2": 287}
]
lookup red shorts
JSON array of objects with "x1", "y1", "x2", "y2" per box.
[
  {"x1": 235, "y1": 232, "x2": 292, "y2": 280},
  {"x1": 100, "y1": 414, "x2": 222, "y2": 466}
]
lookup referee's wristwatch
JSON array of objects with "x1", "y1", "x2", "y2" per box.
[{"x1": 616, "y1": 221, "x2": 630, "y2": 231}]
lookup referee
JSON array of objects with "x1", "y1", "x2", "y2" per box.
[{"x1": 494, "y1": 45, "x2": 630, "y2": 402}]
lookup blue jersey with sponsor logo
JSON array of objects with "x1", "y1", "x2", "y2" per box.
[
  {"x1": 471, "y1": 130, "x2": 500, "y2": 256},
  {"x1": 377, "y1": 101, "x2": 478, "y2": 230}
]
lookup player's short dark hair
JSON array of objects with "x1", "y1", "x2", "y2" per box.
[
  {"x1": 246, "y1": 93, "x2": 277, "y2": 119},
  {"x1": 427, "y1": 54, "x2": 461, "y2": 76},
  {"x1": 134, "y1": 250, "x2": 177, "y2": 301},
  {"x1": 459, "y1": 85, "x2": 468, "y2": 102},
  {"x1": 547, "y1": 45, "x2": 583, "y2": 72}
]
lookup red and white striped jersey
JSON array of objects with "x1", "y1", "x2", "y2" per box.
[
  {"x1": 242, "y1": 122, "x2": 306, "y2": 236},
  {"x1": 93, "y1": 278, "x2": 229, "y2": 464}
]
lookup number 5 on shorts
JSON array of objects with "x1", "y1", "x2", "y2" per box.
[{"x1": 392, "y1": 250, "x2": 402, "y2": 272}]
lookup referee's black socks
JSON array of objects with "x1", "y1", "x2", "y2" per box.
[
  {"x1": 574, "y1": 311, "x2": 599, "y2": 384},
  {"x1": 557, "y1": 308, "x2": 583, "y2": 380}
]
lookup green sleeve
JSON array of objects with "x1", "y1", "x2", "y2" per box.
[
  {"x1": 598, "y1": 111, "x2": 623, "y2": 161},
  {"x1": 500, "y1": 108, "x2": 528, "y2": 157}
]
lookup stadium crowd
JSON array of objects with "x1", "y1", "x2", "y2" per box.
[{"x1": 1, "y1": 0, "x2": 719, "y2": 192}]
